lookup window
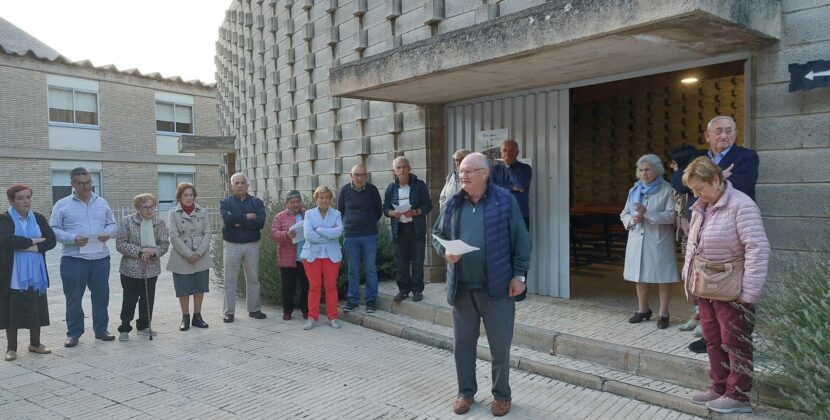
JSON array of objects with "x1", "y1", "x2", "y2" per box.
[
  {"x1": 156, "y1": 102, "x2": 193, "y2": 134},
  {"x1": 48, "y1": 87, "x2": 99, "y2": 125},
  {"x1": 158, "y1": 172, "x2": 195, "y2": 208},
  {"x1": 51, "y1": 170, "x2": 101, "y2": 204}
]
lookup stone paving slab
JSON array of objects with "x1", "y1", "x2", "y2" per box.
[{"x1": 0, "y1": 244, "x2": 700, "y2": 419}]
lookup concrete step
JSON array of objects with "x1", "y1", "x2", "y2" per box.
[{"x1": 339, "y1": 305, "x2": 796, "y2": 420}]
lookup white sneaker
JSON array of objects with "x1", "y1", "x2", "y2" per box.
[
  {"x1": 303, "y1": 319, "x2": 318, "y2": 330},
  {"x1": 136, "y1": 328, "x2": 157, "y2": 337},
  {"x1": 329, "y1": 319, "x2": 341, "y2": 329},
  {"x1": 693, "y1": 324, "x2": 703, "y2": 337},
  {"x1": 118, "y1": 332, "x2": 129, "y2": 342}
]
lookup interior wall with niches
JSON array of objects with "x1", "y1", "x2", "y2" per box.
[{"x1": 570, "y1": 67, "x2": 744, "y2": 207}]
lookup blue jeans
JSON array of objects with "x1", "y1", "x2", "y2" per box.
[
  {"x1": 344, "y1": 234, "x2": 378, "y2": 304},
  {"x1": 60, "y1": 256, "x2": 111, "y2": 338}
]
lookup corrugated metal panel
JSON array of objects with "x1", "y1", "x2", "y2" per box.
[{"x1": 444, "y1": 87, "x2": 570, "y2": 298}]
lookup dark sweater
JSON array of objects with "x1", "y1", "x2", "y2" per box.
[
  {"x1": 0, "y1": 211, "x2": 57, "y2": 296},
  {"x1": 337, "y1": 182, "x2": 383, "y2": 237},
  {"x1": 220, "y1": 194, "x2": 266, "y2": 243}
]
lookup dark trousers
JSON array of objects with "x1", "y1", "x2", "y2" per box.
[
  {"x1": 394, "y1": 223, "x2": 425, "y2": 294},
  {"x1": 453, "y1": 289, "x2": 515, "y2": 401},
  {"x1": 118, "y1": 274, "x2": 157, "y2": 333},
  {"x1": 699, "y1": 298, "x2": 755, "y2": 402},
  {"x1": 281, "y1": 262, "x2": 309, "y2": 315}
]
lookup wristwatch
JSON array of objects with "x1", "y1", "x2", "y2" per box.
[{"x1": 514, "y1": 276, "x2": 526, "y2": 284}]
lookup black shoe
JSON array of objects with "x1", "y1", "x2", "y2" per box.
[
  {"x1": 223, "y1": 314, "x2": 235, "y2": 323},
  {"x1": 689, "y1": 338, "x2": 707, "y2": 354},
  {"x1": 180, "y1": 314, "x2": 191, "y2": 331},
  {"x1": 393, "y1": 292, "x2": 409, "y2": 302},
  {"x1": 344, "y1": 302, "x2": 359, "y2": 312},
  {"x1": 192, "y1": 313, "x2": 209, "y2": 328},
  {"x1": 95, "y1": 331, "x2": 115, "y2": 341},
  {"x1": 249, "y1": 310, "x2": 267, "y2": 319},
  {"x1": 64, "y1": 337, "x2": 79, "y2": 348},
  {"x1": 656, "y1": 315, "x2": 670, "y2": 329},
  {"x1": 628, "y1": 309, "x2": 653, "y2": 323},
  {"x1": 412, "y1": 292, "x2": 423, "y2": 302},
  {"x1": 366, "y1": 301, "x2": 376, "y2": 313}
]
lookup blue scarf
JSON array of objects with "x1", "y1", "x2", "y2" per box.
[
  {"x1": 8, "y1": 207, "x2": 48, "y2": 295},
  {"x1": 625, "y1": 177, "x2": 665, "y2": 214}
]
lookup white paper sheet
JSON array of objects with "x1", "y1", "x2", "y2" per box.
[
  {"x1": 392, "y1": 202, "x2": 411, "y2": 213},
  {"x1": 431, "y1": 234, "x2": 480, "y2": 256},
  {"x1": 79, "y1": 236, "x2": 105, "y2": 254},
  {"x1": 289, "y1": 221, "x2": 305, "y2": 244}
]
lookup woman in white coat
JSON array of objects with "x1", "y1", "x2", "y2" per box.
[{"x1": 620, "y1": 154, "x2": 679, "y2": 329}]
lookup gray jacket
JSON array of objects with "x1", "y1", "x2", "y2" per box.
[{"x1": 166, "y1": 204, "x2": 213, "y2": 275}]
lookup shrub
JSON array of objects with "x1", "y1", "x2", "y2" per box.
[
  {"x1": 755, "y1": 255, "x2": 830, "y2": 416},
  {"x1": 212, "y1": 199, "x2": 397, "y2": 306}
]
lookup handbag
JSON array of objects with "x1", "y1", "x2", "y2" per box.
[{"x1": 687, "y1": 211, "x2": 744, "y2": 301}]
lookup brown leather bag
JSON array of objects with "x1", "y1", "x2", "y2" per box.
[{"x1": 692, "y1": 256, "x2": 744, "y2": 301}]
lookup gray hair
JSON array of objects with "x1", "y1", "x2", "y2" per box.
[
  {"x1": 452, "y1": 149, "x2": 472, "y2": 160},
  {"x1": 706, "y1": 116, "x2": 736, "y2": 131},
  {"x1": 392, "y1": 156, "x2": 410, "y2": 169},
  {"x1": 350, "y1": 163, "x2": 367, "y2": 174},
  {"x1": 230, "y1": 172, "x2": 248, "y2": 184},
  {"x1": 635, "y1": 154, "x2": 665, "y2": 178},
  {"x1": 462, "y1": 152, "x2": 489, "y2": 170},
  {"x1": 284, "y1": 190, "x2": 301, "y2": 202}
]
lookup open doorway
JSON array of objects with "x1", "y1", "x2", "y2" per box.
[{"x1": 567, "y1": 61, "x2": 746, "y2": 313}]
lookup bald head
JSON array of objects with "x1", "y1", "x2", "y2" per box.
[
  {"x1": 459, "y1": 152, "x2": 490, "y2": 196},
  {"x1": 350, "y1": 163, "x2": 368, "y2": 188}
]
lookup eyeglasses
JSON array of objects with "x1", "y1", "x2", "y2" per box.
[
  {"x1": 139, "y1": 205, "x2": 156, "y2": 211},
  {"x1": 458, "y1": 168, "x2": 486, "y2": 177},
  {"x1": 73, "y1": 180, "x2": 93, "y2": 187},
  {"x1": 708, "y1": 128, "x2": 734, "y2": 135},
  {"x1": 351, "y1": 173, "x2": 367, "y2": 177}
]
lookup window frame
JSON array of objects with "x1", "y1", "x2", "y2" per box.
[
  {"x1": 155, "y1": 101, "x2": 195, "y2": 135},
  {"x1": 47, "y1": 86, "x2": 101, "y2": 128},
  {"x1": 51, "y1": 170, "x2": 102, "y2": 205},
  {"x1": 157, "y1": 172, "x2": 196, "y2": 207}
]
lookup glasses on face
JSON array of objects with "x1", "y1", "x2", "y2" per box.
[
  {"x1": 709, "y1": 128, "x2": 734, "y2": 136},
  {"x1": 73, "y1": 180, "x2": 93, "y2": 187},
  {"x1": 458, "y1": 168, "x2": 485, "y2": 177},
  {"x1": 351, "y1": 173, "x2": 367, "y2": 177},
  {"x1": 139, "y1": 205, "x2": 156, "y2": 211}
]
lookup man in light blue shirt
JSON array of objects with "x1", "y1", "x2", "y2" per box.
[{"x1": 50, "y1": 167, "x2": 117, "y2": 347}]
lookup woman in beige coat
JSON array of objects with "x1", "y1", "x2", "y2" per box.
[
  {"x1": 166, "y1": 183, "x2": 212, "y2": 331},
  {"x1": 620, "y1": 154, "x2": 679, "y2": 329}
]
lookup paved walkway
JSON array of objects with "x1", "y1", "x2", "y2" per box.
[{"x1": 0, "y1": 244, "x2": 701, "y2": 419}]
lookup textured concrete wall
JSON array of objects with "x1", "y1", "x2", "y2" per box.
[{"x1": 752, "y1": 0, "x2": 830, "y2": 279}]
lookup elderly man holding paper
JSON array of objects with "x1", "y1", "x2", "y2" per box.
[
  {"x1": 270, "y1": 190, "x2": 309, "y2": 321},
  {"x1": 432, "y1": 152, "x2": 531, "y2": 417},
  {"x1": 383, "y1": 157, "x2": 432, "y2": 303}
]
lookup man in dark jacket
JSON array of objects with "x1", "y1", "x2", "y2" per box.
[
  {"x1": 338, "y1": 164, "x2": 383, "y2": 313},
  {"x1": 383, "y1": 157, "x2": 432, "y2": 302},
  {"x1": 220, "y1": 173, "x2": 266, "y2": 323},
  {"x1": 432, "y1": 152, "x2": 531, "y2": 417}
]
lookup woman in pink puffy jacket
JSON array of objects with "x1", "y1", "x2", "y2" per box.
[{"x1": 682, "y1": 157, "x2": 770, "y2": 414}]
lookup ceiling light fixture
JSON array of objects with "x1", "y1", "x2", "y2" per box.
[{"x1": 681, "y1": 77, "x2": 699, "y2": 84}]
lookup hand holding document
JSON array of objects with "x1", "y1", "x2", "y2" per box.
[
  {"x1": 289, "y1": 221, "x2": 305, "y2": 244},
  {"x1": 80, "y1": 235, "x2": 105, "y2": 255},
  {"x1": 392, "y1": 202, "x2": 411, "y2": 213},
  {"x1": 432, "y1": 234, "x2": 480, "y2": 256}
]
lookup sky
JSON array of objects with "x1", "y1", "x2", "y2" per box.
[{"x1": 1, "y1": 0, "x2": 232, "y2": 83}]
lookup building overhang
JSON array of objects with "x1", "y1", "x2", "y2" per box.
[
  {"x1": 179, "y1": 135, "x2": 236, "y2": 153},
  {"x1": 329, "y1": 0, "x2": 781, "y2": 105}
]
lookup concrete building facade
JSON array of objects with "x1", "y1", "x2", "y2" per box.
[
  {"x1": 215, "y1": 0, "x2": 830, "y2": 295},
  {"x1": 0, "y1": 17, "x2": 222, "y2": 216}
]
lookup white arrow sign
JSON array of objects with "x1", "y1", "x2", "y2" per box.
[{"x1": 805, "y1": 70, "x2": 830, "y2": 80}]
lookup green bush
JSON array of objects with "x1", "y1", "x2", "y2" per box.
[
  {"x1": 756, "y1": 255, "x2": 830, "y2": 416},
  {"x1": 212, "y1": 199, "x2": 396, "y2": 307}
]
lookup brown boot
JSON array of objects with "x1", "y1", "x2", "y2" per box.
[
  {"x1": 491, "y1": 398, "x2": 512, "y2": 416},
  {"x1": 453, "y1": 398, "x2": 472, "y2": 415}
]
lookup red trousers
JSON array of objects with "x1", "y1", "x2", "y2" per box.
[
  {"x1": 303, "y1": 258, "x2": 341, "y2": 321},
  {"x1": 698, "y1": 298, "x2": 755, "y2": 402}
]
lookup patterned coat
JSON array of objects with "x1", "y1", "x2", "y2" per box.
[{"x1": 116, "y1": 213, "x2": 170, "y2": 278}]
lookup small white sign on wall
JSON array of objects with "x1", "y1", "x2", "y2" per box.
[{"x1": 478, "y1": 128, "x2": 509, "y2": 163}]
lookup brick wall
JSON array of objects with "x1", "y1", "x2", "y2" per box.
[
  {"x1": 0, "y1": 66, "x2": 48, "y2": 149},
  {"x1": 0, "y1": 158, "x2": 52, "y2": 216},
  {"x1": 99, "y1": 82, "x2": 156, "y2": 153},
  {"x1": 102, "y1": 162, "x2": 158, "y2": 211},
  {"x1": 752, "y1": 0, "x2": 830, "y2": 279}
]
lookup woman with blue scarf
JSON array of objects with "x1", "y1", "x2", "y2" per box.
[
  {"x1": 0, "y1": 184, "x2": 56, "y2": 361},
  {"x1": 620, "y1": 154, "x2": 679, "y2": 329}
]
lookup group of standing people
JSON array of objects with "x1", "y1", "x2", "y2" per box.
[{"x1": 621, "y1": 116, "x2": 769, "y2": 414}]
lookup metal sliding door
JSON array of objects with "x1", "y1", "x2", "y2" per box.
[{"x1": 444, "y1": 88, "x2": 570, "y2": 298}]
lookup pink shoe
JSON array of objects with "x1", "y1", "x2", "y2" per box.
[
  {"x1": 706, "y1": 396, "x2": 752, "y2": 414},
  {"x1": 690, "y1": 388, "x2": 721, "y2": 405}
]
